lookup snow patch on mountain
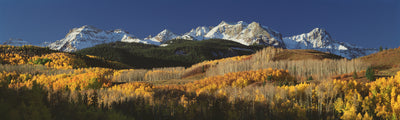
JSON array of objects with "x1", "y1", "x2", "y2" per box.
[
  {"x1": 141, "y1": 29, "x2": 179, "y2": 45},
  {"x1": 200, "y1": 21, "x2": 284, "y2": 47},
  {"x1": 48, "y1": 21, "x2": 285, "y2": 52},
  {"x1": 179, "y1": 26, "x2": 211, "y2": 40},
  {"x1": 283, "y1": 28, "x2": 377, "y2": 59},
  {"x1": 2, "y1": 38, "x2": 31, "y2": 46},
  {"x1": 46, "y1": 21, "x2": 378, "y2": 58},
  {"x1": 48, "y1": 25, "x2": 140, "y2": 52},
  {"x1": 176, "y1": 21, "x2": 284, "y2": 48}
]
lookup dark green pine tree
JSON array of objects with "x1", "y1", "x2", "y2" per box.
[
  {"x1": 307, "y1": 76, "x2": 313, "y2": 81},
  {"x1": 366, "y1": 67, "x2": 375, "y2": 81}
]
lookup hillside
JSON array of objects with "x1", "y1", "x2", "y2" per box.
[
  {"x1": 272, "y1": 49, "x2": 343, "y2": 61},
  {"x1": 0, "y1": 45, "x2": 132, "y2": 69},
  {"x1": 180, "y1": 47, "x2": 348, "y2": 80},
  {"x1": 358, "y1": 47, "x2": 400, "y2": 75},
  {"x1": 76, "y1": 39, "x2": 264, "y2": 68},
  {"x1": 1, "y1": 46, "x2": 394, "y2": 120},
  {"x1": 1, "y1": 45, "x2": 399, "y2": 119}
]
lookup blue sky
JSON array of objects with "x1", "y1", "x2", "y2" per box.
[{"x1": 1, "y1": 0, "x2": 399, "y2": 48}]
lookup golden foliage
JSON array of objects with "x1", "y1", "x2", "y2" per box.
[
  {"x1": 184, "y1": 68, "x2": 294, "y2": 95},
  {"x1": 199, "y1": 47, "x2": 368, "y2": 81},
  {"x1": 6, "y1": 67, "x2": 113, "y2": 91},
  {"x1": 0, "y1": 45, "x2": 87, "y2": 69},
  {"x1": 98, "y1": 82, "x2": 154, "y2": 105},
  {"x1": 3, "y1": 45, "x2": 400, "y2": 119},
  {"x1": 0, "y1": 50, "x2": 86, "y2": 69},
  {"x1": 29, "y1": 53, "x2": 87, "y2": 69},
  {"x1": 109, "y1": 82, "x2": 153, "y2": 97},
  {"x1": 0, "y1": 52, "x2": 29, "y2": 65}
]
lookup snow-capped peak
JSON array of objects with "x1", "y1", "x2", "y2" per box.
[
  {"x1": 179, "y1": 26, "x2": 212, "y2": 40},
  {"x1": 189, "y1": 27, "x2": 211, "y2": 36},
  {"x1": 218, "y1": 21, "x2": 228, "y2": 25},
  {"x1": 149, "y1": 29, "x2": 179, "y2": 43},
  {"x1": 176, "y1": 21, "x2": 285, "y2": 47},
  {"x1": 283, "y1": 28, "x2": 336, "y2": 49},
  {"x1": 236, "y1": 21, "x2": 247, "y2": 25},
  {"x1": 202, "y1": 21, "x2": 284, "y2": 47},
  {"x1": 308, "y1": 28, "x2": 333, "y2": 41},
  {"x1": 218, "y1": 21, "x2": 248, "y2": 26},
  {"x1": 45, "y1": 21, "x2": 377, "y2": 59},
  {"x1": 159, "y1": 29, "x2": 173, "y2": 36},
  {"x1": 48, "y1": 25, "x2": 139, "y2": 52},
  {"x1": 283, "y1": 28, "x2": 377, "y2": 59},
  {"x1": 72, "y1": 25, "x2": 102, "y2": 33},
  {"x1": 310, "y1": 27, "x2": 324, "y2": 33},
  {"x1": 2, "y1": 38, "x2": 31, "y2": 46}
]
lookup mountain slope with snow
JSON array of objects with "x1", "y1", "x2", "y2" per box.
[
  {"x1": 179, "y1": 26, "x2": 211, "y2": 40},
  {"x1": 185, "y1": 21, "x2": 285, "y2": 47},
  {"x1": 139, "y1": 29, "x2": 180, "y2": 45},
  {"x1": 49, "y1": 22, "x2": 285, "y2": 52},
  {"x1": 2, "y1": 38, "x2": 31, "y2": 46},
  {"x1": 48, "y1": 25, "x2": 142, "y2": 52},
  {"x1": 283, "y1": 28, "x2": 377, "y2": 59},
  {"x1": 47, "y1": 21, "x2": 377, "y2": 58}
]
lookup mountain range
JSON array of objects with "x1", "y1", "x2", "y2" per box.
[
  {"x1": 2, "y1": 38, "x2": 31, "y2": 46},
  {"x1": 283, "y1": 28, "x2": 377, "y2": 59},
  {"x1": 3, "y1": 21, "x2": 378, "y2": 59}
]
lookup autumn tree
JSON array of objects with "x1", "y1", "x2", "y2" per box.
[{"x1": 353, "y1": 71, "x2": 358, "y2": 79}]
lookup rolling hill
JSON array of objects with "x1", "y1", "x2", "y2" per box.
[
  {"x1": 0, "y1": 45, "x2": 132, "y2": 69},
  {"x1": 75, "y1": 39, "x2": 265, "y2": 68},
  {"x1": 358, "y1": 47, "x2": 400, "y2": 75}
]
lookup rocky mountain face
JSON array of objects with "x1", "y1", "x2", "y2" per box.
[
  {"x1": 48, "y1": 25, "x2": 140, "y2": 52},
  {"x1": 48, "y1": 21, "x2": 285, "y2": 52},
  {"x1": 178, "y1": 21, "x2": 284, "y2": 48},
  {"x1": 204, "y1": 21, "x2": 284, "y2": 47},
  {"x1": 142, "y1": 29, "x2": 179, "y2": 45},
  {"x1": 179, "y1": 26, "x2": 211, "y2": 40},
  {"x1": 283, "y1": 28, "x2": 377, "y2": 59},
  {"x1": 2, "y1": 38, "x2": 31, "y2": 46},
  {"x1": 284, "y1": 28, "x2": 335, "y2": 49},
  {"x1": 122, "y1": 29, "x2": 180, "y2": 46},
  {"x1": 46, "y1": 21, "x2": 377, "y2": 58}
]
